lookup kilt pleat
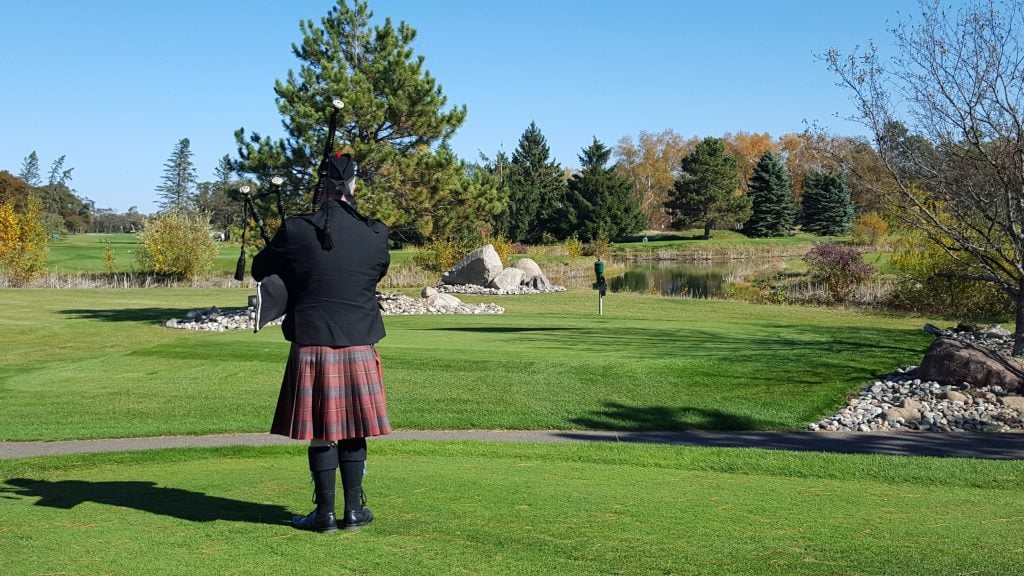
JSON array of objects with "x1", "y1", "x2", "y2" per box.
[{"x1": 270, "y1": 343, "x2": 391, "y2": 441}]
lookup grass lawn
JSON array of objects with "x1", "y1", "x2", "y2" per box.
[
  {"x1": 612, "y1": 229, "x2": 846, "y2": 252},
  {"x1": 46, "y1": 233, "x2": 243, "y2": 275},
  {"x1": 0, "y1": 288, "x2": 935, "y2": 441},
  {"x1": 1, "y1": 441, "x2": 1022, "y2": 576}
]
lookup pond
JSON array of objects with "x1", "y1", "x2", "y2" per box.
[{"x1": 607, "y1": 261, "x2": 779, "y2": 298}]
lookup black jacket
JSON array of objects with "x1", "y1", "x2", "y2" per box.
[{"x1": 251, "y1": 200, "x2": 390, "y2": 346}]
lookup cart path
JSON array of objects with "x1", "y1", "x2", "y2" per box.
[{"x1": 2, "y1": 429, "x2": 1023, "y2": 460}]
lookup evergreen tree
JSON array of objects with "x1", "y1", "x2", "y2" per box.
[
  {"x1": 18, "y1": 152, "x2": 41, "y2": 187},
  {"x1": 800, "y1": 170, "x2": 854, "y2": 236},
  {"x1": 496, "y1": 122, "x2": 568, "y2": 243},
  {"x1": 156, "y1": 138, "x2": 197, "y2": 212},
  {"x1": 567, "y1": 137, "x2": 646, "y2": 241},
  {"x1": 742, "y1": 150, "x2": 797, "y2": 237},
  {"x1": 665, "y1": 137, "x2": 751, "y2": 239},
  {"x1": 36, "y1": 156, "x2": 92, "y2": 234},
  {"x1": 234, "y1": 0, "x2": 479, "y2": 243},
  {"x1": 384, "y1": 145, "x2": 506, "y2": 241},
  {"x1": 196, "y1": 155, "x2": 240, "y2": 238},
  {"x1": 46, "y1": 155, "x2": 74, "y2": 187}
]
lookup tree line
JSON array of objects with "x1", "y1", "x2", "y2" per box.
[
  {"x1": 0, "y1": 0, "x2": 875, "y2": 248},
  {"x1": 6, "y1": 0, "x2": 1024, "y2": 352}
]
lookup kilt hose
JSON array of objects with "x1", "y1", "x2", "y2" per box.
[{"x1": 271, "y1": 343, "x2": 391, "y2": 441}]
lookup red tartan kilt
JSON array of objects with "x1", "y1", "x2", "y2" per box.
[{"x1": 270, "y1": 343, "x2": 391, "y2": 441}]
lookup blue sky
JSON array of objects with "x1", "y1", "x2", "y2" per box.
[{"x1": 0, "y1": 0, "x2": 923, "y2": 212}]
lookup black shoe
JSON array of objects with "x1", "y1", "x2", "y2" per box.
[
  {"x1": 341, "y1": 507, "x2": 373, "y2": 530},
  {"x1": 292, "y1": 509, "x2": 338, "y2": 533}
]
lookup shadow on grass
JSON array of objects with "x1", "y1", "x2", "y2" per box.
[
  {"x1": 419, "y1": 322, "x2": 927, "y2": 369},
  {"x1": 571, "y1": 402, "x2": 784, "y2": 431},
  {"x1": 619, "y1": 232, "x2": 704, "y2": 243},
  {"x1": 1, "y1": 478, "x2": 292, "y2": 526},
  {"x1": 553, "y1": 429, "x2": 1024, "y2": 459},
  {"x1": 60, "y1": 308, "x2": 190, "y2": 324},
  {"x1": 419, "y1": 326, "x2": 577, "y2": 334}
]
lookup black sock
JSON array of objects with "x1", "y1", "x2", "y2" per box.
[
  {"x1": 337, "y1": 438, "x2": 367, "y2": 511},
  {"x1": 308, "y1": 444, "x2": 338, "y2": 515}
]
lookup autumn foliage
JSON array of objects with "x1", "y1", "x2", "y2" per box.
[
  {"x1": 0, "y1": 194, "x2": 49, "y2": 286},
  {"x1": 135, "y1": 211, "x2": 218, "y2": 280}
]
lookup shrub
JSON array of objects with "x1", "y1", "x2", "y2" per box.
[
  {"x1": 802, "y1": 242, "x2": 875, "y2": 302},
  {"x1": 723, "y1": 274, "x2": 790, "y2": 305},
  {"x1": 564, "y1": 235, "x2": 583, "y2": 258},
  {"x1": 136, "y1": 210, "x2": 218, "y2": 280},
  {"x1": 413, "y1": 238, "x2": 470, "y2": 273},
  {"x1": 482, "y1": 234, "x2": 513, "y2": 264},
  {"x1": 102, "y1": 241, "x2": 117, "y2": 273},
  {"x1": 583, "y1": 232, "x2": 611, "y2": 259},
  {"x1": 0, "y1": 195, "x2": 48, "y2": 286},
  {"x1": 888, "y1": 234, "x2": 1012, "y2": 321},
  {"x1": 850, "y1": 212, "x2": 889, "y2": 246}
]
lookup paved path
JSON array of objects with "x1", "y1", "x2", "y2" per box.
[{"x1": 3, "y1": 429, "x2": 1024, "y2": 460}]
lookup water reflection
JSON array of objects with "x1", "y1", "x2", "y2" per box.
[{"x1": 609, "y1": 262, "x2": 754, "y2": 298}]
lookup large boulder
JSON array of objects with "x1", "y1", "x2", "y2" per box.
[
  {"x1": 441, "y1": 244, "x2": 503, "y2": 286},
  {"x1": 489, "y1": 267, "x2": 525, "y2": 290},
  {"x1": 512, "y1": 258, "x2": 544, "y2": 284},
  {"x1": 918, "y1": 337, "x2": 1024, "y2": 392},
  {"x1": 426, "y1": 293, "x2": 463, "y2": 309}
]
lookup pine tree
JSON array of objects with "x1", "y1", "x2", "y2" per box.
[
  {"x1": 665, "y1": 137, "x2": 751, "y2": 239},
  {"x1": 196, "y1": 155, "x2": 240, "y2": 238},
  {"x1": 46, "y1": 156, "x2": 74, "y2": 187},
  {"x1": 800, "y1": 171, "x2": 854, "y2": 236},
  {"x1": 18, "y1": 152, "x2": 41, "y2": 187},
  {"x1": 156, "y1": 138, "x2": 197, "y2": 212},
  {"x1": 742, "y1": 150, "x2": 797, "y2": 237},
  {"x1": 233, "y1": 0, "x2": 486, "y2": 243},
  {"x1": 496, "y1": 122, "x2": 568, "y2": 243},
  {"x1": 567, "y1": 137, "x2": 646, "y2": 241}
]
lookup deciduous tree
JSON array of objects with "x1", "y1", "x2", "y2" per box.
[
  {"x1": 0, "y1": 194, "x2": 48, "y2": 286},
  {"x1": 826, "y1": 0, "x2": 1024, "y2": 353},
  {"x1": 614, "y1": 130, "x2": 693, "y2": 230},
  {"x1": 723, "y1": 131, "x2": 775, "y2": 191},
  {"x1": 0, "y1": 171, "x2": 31, "y2": 212}
]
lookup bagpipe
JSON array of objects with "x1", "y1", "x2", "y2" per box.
[{"x1": 235, "y1": 97, "x2": 348, "y2": 332}]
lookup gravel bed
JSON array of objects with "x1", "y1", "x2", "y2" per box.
[
  {"x1": 809, "y1": 325, "x2": 1024, "y2": 432},
  {"x1": 165, "y1": 292, "x2": 506, "y2": 332}
]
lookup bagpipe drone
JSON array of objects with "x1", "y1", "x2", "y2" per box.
[{"x1": 235, "y1": 97, "x2": 349, "y2": 332}]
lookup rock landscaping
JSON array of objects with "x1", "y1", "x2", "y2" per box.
[
  {"x1": 440, "y1": 244, "x2": 564, "y2": 293},
  {"x1": 810, "y1": 324, "x2": 1024, "y2": 432},
  {"x1": 165, "y1": 292, "x2": 505, "y2": 331}
]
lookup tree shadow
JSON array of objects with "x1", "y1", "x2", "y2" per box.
[
  {"x1": 419, "y1": 326, "x2": 577, "y2": 334},
  {"x1": 0, "y1": 478, "x2": 292, "y2": 526},
  {"x1": 571, "y1": 402, "x2": 784, "y2": 431},
  {"x1": 619, "y1": 232, "x2": 702, "y2": 242},
  {"x1": 60, "y1": 308, "x2": 191, "y2": 324}
]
